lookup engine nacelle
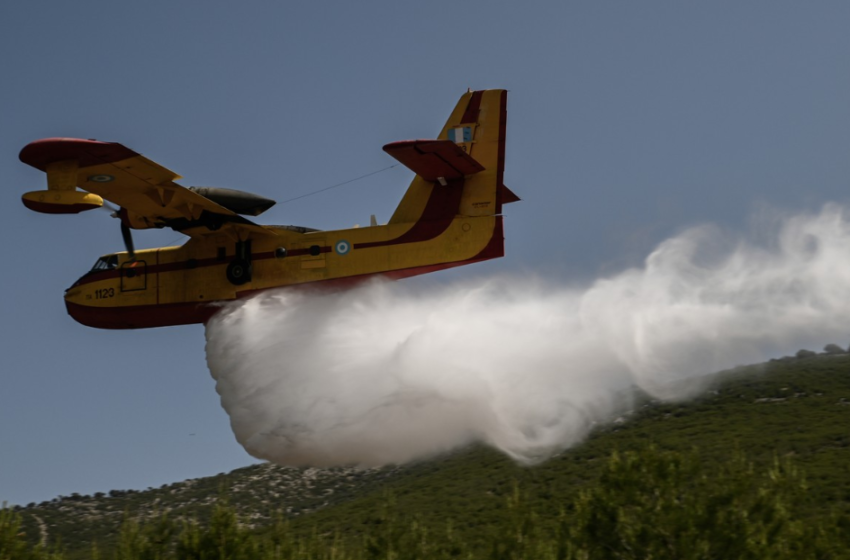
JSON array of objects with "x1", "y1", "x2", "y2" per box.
[
  {"x1": 22, "y1": 190, "x2": 103, "y2": 214},
  {"x1": 189, "y1": 187, "x2": 276, "y2": 216}
]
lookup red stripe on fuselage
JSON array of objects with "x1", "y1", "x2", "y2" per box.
[
  {"x1": 65, "y1": 216, "x2": 504, "y2": 329},
  {"x1": 354, "y1": 179, "x2": 464, "y2": 250},
  {"x1": 72, "y1": 182, "x2": 469, "y2": 290},
  {"x1": 72, "y1": 244, "x2": 339, "y2": 287}
]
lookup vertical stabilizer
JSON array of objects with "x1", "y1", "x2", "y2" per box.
[{"x1": 388, "y1": 90, "x2": 510, "y2": 225}]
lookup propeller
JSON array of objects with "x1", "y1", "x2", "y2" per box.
[
  {"x1": 120, "y1": 220, "x2": 136, "y2": 261},
  {"x1": 100, "y1": 202, "x2": 136, "y2": 260}
]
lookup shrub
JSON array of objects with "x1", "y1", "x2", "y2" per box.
[
  {"x1": 563, "y1": 446, "x2": 849, "y2": 560},
  {"x1": 0, "y1": 504, "x2": 62, "y2": 560}
]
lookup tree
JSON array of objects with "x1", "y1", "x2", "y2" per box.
[
  {"x1": 176, "y1": 500, "x2": 256, "y2": 560},
  {"x1": 823, "y1": 343, "x2": 845, "y2": 355}
]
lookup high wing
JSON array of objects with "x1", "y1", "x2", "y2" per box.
[{"x1": 19, "y1": 138, "x2": 275, "y2": 239}]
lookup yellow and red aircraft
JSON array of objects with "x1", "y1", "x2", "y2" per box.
[{"x1": 20, "y1": 89, "x2": 518, "y2": 329}]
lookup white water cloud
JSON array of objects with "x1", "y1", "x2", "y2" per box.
[{"x1": 205, "y1": 204, "x2": 850, "y2": 466}]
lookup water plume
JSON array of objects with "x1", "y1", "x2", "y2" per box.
[{"x1": 205, "y1": 204, "x2": 850, "y2": 466}]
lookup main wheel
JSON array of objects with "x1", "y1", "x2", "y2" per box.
[{"x1": 226, "y1": 259, "x2": 252, "y2": 285}]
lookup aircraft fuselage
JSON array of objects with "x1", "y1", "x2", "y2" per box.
[{"x1": 65, "y1": 215, "x2": 503, "y2": 328}]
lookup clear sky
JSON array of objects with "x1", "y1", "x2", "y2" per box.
[{"x1": 2, "y1": 1, "x2": 850, "y2": 506}]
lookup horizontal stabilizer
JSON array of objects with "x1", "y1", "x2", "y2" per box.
[{"x1": 383, "y1": 139, "x2": 485, "y2": 182}]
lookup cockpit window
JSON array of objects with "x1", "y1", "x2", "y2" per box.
[{"x1": 91, "y1": 254, "x2": 119, "y2": 271}]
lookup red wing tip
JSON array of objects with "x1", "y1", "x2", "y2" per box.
[
  {"x1": 19, "y1": 138, "x2": 137, "y2": 171},
  {"x1": 21, "y1": 137, "x2": 111, "y2": 150},
  {"x1": 26, "y1": 137, "x2": 105, "y2": 142},
  {"x1": 22, "y1": 198, "x2": 101, "y2": 214}
]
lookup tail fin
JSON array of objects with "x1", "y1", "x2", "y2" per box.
[{"x1": 386, "y1": 89, "x2": 516, "y2": 225}]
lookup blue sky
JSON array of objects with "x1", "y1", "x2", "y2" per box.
[{"x1": 2, "y1": 1, "x2": 850, "y2": 506}]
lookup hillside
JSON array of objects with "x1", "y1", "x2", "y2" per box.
[
  {"x1": 9, "y1": 351, "x2": 850, "y2": 557},
  {"x1": 13, "y1": 462, "x2": 406, "y2": 554},
  {"x1": 284, "y1": 351, "x2": 850, "y2": 545}
]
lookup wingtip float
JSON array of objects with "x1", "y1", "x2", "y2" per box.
[{"x1": 19, "y1": 89, "x2": 518, "y2": 330}]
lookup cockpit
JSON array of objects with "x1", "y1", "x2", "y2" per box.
[
  {"x1": 67, "y1": 254, "x2": 119, "y2": 291},
  {"x1": 91, "y1": 254, "x2": 119, "y2": 271}
]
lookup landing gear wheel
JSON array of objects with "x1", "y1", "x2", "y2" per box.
[{"x1": 226, "y1": 259, "x2": 252, "y2": 285}]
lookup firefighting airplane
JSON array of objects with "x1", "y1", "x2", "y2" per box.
[{"x1": 19, "y1": 89, "x2": 518, "y2": 329}]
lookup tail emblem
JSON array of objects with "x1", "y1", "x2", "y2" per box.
[{"x1": 448, "y1": 127, "x2": 473, "y2": 143}]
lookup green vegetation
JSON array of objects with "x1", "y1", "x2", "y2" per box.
[
  {"x1": 4, "y1": 446, "x2": 848, "y2": 559},
  {"x1": 5, "y1": 351, "x2": 850, "y2": 558},
  {"x1": 1, "y1": 505, "x2": 62, "y2": 560}
]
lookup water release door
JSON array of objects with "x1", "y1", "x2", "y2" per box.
[{"x1": 121, "y1": 260, "x2": 147, "y2": 292}]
